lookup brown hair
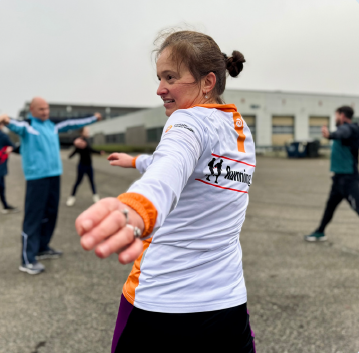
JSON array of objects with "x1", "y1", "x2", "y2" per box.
[
  {"x1": 336, "y1": 106, "x2": 354, "y2": 119},
  {"x1": 154, "y1": 30, "x2": 245, "y2": 103}
]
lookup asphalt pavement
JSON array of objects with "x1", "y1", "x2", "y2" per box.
[{"x1": 0, "y1": 152, "x2": 358, "y2": 353}]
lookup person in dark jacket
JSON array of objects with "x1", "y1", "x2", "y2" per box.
[
  {"x1": 66, "y1": 127, "x2": 104, "y2": 206},
  {"x1": 0, "y1": 122, "x2": 18, "y2": 213},
  {"x1": 306, "y1": 106, "x2": 359, "y2": 241}
]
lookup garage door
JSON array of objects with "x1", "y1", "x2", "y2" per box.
[
  {"x1": 272, "y1": 116, "x2": 294, "y2": 146},
  {"x1": 309, "y1": 116, "x2": 330, "y2": 145},
  {"x1": 243, "y1": 115, "x2": 256, "y2": 143}
]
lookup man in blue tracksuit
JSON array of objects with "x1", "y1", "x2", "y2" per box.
[
  {"x1": 0, "y1": 97, "x2": 101, "y2": 274},
  {"x1": 306, "y1": 106, "x2": 359, "y2": 241}
]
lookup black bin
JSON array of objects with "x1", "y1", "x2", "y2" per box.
[
  {"x1": 285, "y1": 140, "x2": 320, "y2": 158},
  {"x1": 286, "y1": 141, "x2": 308, "y2": 158},
  {"x1": 306, "y1": 140, "x2": 320, "y2": 158}
]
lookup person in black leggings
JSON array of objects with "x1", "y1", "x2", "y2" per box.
[{"x1": 66, "y1": 127, "x2": 103, "y2": 206}]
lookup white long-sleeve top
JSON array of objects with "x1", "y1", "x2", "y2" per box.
[{"x1": 122, "y1": 104, "x2": 256, "y2": 313}]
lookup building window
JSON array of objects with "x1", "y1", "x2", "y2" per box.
[
  {"x1": 242, "y1": 115, "x2": 256, "y2": 141},
  {"x1": 309, "y1": 126, "x2": 322, "y2": 136},
  {"x1": 147, "y1": 127, "x2": 163, "y2": 143},
  {"x1": 272, "y1": 126, "x2": 294, "y2": 134},
  {"x1": 105, "y1": 133, "x2": 125, "y2": 144},
  {"x1": 309, "y1": 116, "x2": 330, "y2": 145}
]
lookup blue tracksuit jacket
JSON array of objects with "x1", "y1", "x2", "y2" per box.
[{"x1": 7, "y1": 115, "x2": 98, "y2": 180}]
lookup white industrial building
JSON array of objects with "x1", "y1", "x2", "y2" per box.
[{"x1": 88, "y1": 89, "x2": 359, "y2": 148}]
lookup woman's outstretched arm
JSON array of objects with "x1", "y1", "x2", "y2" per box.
[{"x1": 76, "y1": 111, "x2": 206, "y2": 262}]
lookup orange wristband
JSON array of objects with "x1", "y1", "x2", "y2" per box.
[
  {"x1": 118, "y1": 192, "x2": 157, "y2": 238},
  {"x1": 131, "y1": 156, "x2": 138, "y2": 168}
]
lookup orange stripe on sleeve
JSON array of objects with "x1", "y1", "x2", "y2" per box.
[
  {"x1": 232, "y1": 112, "x2": 246, "y2": 153},
  {"x1": 118, "y1": 192, "x2": 157, "y2": 304},
  {"x1": 122, "y1": 238, "x2": 152, "y2": 305},
  {"x1": 118, "y1": 192, "x2": 157, "y2": 239},
  {"x1": 131, "y1": 156, "x2": 138, "y2": 168}
]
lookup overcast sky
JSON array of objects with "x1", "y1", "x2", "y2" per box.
[{"x1": 0, "y1": 0, "x2": 358, "y2": 116}]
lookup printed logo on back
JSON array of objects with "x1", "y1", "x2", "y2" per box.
[
  {"x1": 235, "y1": 118, "x2": 243, "y2": 128},
  {"x1": 204, "y1": 157, "x2": 252, "y2": 186}
]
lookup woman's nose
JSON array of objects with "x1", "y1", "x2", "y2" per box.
[{"x1": 157, "y1": 80, "x2": 169, "y2": 96}]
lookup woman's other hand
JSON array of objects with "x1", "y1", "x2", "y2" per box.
[
  {"x1": 108, "y1": 153, "x2": 134, "y2": 168},
  {"x1": 75, "y1": 198, "x2": 144, "y2": 264}
]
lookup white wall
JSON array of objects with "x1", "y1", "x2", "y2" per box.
[
  {"x1": 89, "y1": 89, "x2": 359, "y2": 146},
  {"x1": 88, "y1": 106, "x2": 167, "y2": 136},
  {"x1": 223, "y1": 89, "x2": 359, "y2": 146}
]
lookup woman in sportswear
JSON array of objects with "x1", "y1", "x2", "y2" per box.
[
  {"x1": 66, "y1": 127, "x2": 103, "y2": 206},
  {"x1": 76, "y1": 30, "x2": 257, "y2": 352}
]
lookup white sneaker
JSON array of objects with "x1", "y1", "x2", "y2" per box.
[
  {"x1": 19, "y1": 261, "x2": 45, "y2": 275},
  {"x1": 66, "y1": 196, "x2": 76, "y2": 207},
  {"x1": 93, "y1": 194, "x2": 100, "y2": 203}
]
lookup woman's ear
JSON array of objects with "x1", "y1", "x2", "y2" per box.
[{"x1": 203, "y1": 72, "x2": 217, "y2": 95}]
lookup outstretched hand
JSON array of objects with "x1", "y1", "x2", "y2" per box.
[
  {"x1": 94, "y1": 112, "x2": 102, "y2": 121},
  {"x1": 74, "y1": 138, "x2": 87, "y2": 149},
  {"x1": 75, "y1": 198, "x2": 144, "y2": 264},
  {"x1": 108, "y1": 153, "x2": 134, "y2": 168},
  {"x1": 0, "y1": 114, "x2": 10, "y2": 125},
  {"x1": 322, "y1": 125, "x2": 330, "y2": 138}
]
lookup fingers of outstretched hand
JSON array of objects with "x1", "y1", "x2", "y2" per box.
[
  {"x1": 95, "y1": 225, "x2": 139, "y2": 259},
  {"x1": 80, "y1": 210, "x2": 126, "y2": 251},
  {"x1": 118, "y1": 238, "x2": 143, "y2": 264},
  {"x1": 0, "y1": 114, "x2": 10, "y2": 124},
  {"x1": 109, "y1": 160, "x2": 123, "y2": 166},
  {"x1": 75, "y1": 198, "x2": 121, "y2": 236},
  {"x1": 107, "y1": 153, "x2": 121, "y2": 161}
]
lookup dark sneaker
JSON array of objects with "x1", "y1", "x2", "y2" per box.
[
  {"x1": 36, "y1": 248, "x2": 63, "y2": 260},
  {"x1": 305, "y1": 231, "x2": 327, "y2": 242},
  {"x1": 1, "y1": 205, "x2": 19, "y2": 214},
  {"x1": 19, "y1": 262, "x2": 45, "y2": 275}
]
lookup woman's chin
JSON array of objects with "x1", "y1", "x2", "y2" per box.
[{"x1": 165, "y1": 107, "x2": 176, "y2": 117}]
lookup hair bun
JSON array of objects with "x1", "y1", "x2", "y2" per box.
[{"x1": 225, "y1": 50, "x2": 245, "y2": 77}]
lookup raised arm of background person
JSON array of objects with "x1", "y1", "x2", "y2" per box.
[
  {"x1": 108, "y1": 153, "x2": 153, "y2": 173},
  {"x1": 328, "y1": 124, "x2": 353, "y2": 140},
  {"x1": 5, "y1": 118, "x2": 40, "y2": 137},
  {"x1": 68, "y1": 148, "x2": 79, "y2": 159},
  {"x1": 55, "y1": 113, "x2": 101, "y2": 133},
  {"x1": 0, "y1": 114, "x2": 10, "y2": 125},
  {"x1": 120, "y1": 110, "x2": 207, "y2": 231},
  {"x1": 74, "y1": 138, "x2": 87, "y2": 149},
  {"x1": 88, "y1": 146, "x2": 102, "y2": 155}
]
